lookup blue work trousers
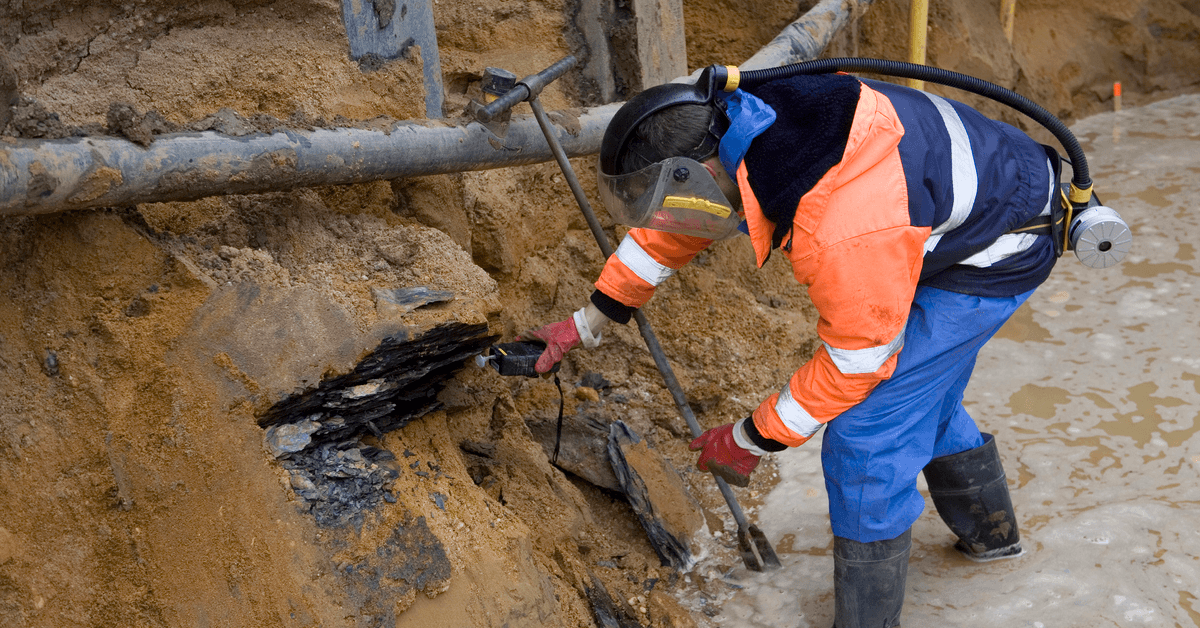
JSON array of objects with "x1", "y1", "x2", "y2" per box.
[{"x1": 822, "y1": 285, "x2": 1034, "y2": 542}]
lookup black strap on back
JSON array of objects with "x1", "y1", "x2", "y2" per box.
[{"x1": 1006, "y1": 144, "x2": 1066, "y2": 254}]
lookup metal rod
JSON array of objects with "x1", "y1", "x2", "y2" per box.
[
  {"x1": 478, "y1": 56, "x2": 578, "y2": 123},
  {"x1": 529, "y1": 99, "x2": 612, "y2": 256},
  {"x1": 529, "y1": 95, "x2": 759, "y2": 536}
]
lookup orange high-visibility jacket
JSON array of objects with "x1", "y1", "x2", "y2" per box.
[{"x1": 594, "y1": 76, "x2": 1055, "y2": 447}]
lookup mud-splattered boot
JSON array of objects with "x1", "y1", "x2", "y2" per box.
[
  {"x1": 832, "y1": 528, "x2": 910, "y2": 628},
  {"x1": 923, "y1": 432, "x2": 1024, "y2": 562}
]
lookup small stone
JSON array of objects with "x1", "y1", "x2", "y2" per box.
[
  {"x1": 296, "y1": 488, "x2": 323, "y2": 501},
  {"x1": 263, "y1": 419, "x2": 321, "y2": 457},
  {"x1": 578, "y1": 372, "x2": 611, "y2": 390},
  {"x1": 290, "y1": 473, "x2": 317, "y2": 493},
  {"x1": 346, "y1": 383, "x2": 379, "y2": 399},
  {"x1": 372, "y1": 286, "x2": 454, "y2": 317},
  {"x1": 574, "y1": 386, "x2": 600, "y2": 402},
  {"x1": 42, "y1": 350, "x2": 59, "y2": 377}
]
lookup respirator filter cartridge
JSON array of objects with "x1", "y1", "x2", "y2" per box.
[{"x1": 1069, "y1": 205, "x2": 1132, "y2": 269}]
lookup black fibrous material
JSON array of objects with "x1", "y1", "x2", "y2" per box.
[
  {"x1": 259, "y1": 321, "x2": 496, "y2": 450},
  {"x1": 607, "y1": 421, "x2": 698, "y2": 572},
  {"x1": 583, "y1": 572, "x2": 645, "y2": 628},
  {"x1": 340, "y1": 510, "x2": 453, "y2": 628}
]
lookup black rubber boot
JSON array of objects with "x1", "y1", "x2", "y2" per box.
[
  {"x1": 923, "y1": 433, "x2": 1024, "y2": 562},
  {"x1": 832, "y1": 528, "x2": 910, "y2": 628}
]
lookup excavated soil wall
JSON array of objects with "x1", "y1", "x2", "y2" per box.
[{"x1": 1, "y1": 0, "x2": 1197, "y2": 626}]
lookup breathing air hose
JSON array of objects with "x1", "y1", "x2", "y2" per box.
[
  {"x1": 734, "y1": 57, "x2": 1090, "y2": 196},
  {"x1": 713, "y1": 57, "x2": 1131, "y2": 269}
]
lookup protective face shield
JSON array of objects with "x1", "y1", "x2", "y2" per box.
[
  {"x1": 597, "y1": 66, "x2": 743, "y2": 240},
  {"x1": 598, "y1": 156, "x2": 743, "y2": 240}
]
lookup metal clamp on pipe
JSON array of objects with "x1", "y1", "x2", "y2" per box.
[{"x1": 474, "y1": 56, "x2": 578, "y2": 123}]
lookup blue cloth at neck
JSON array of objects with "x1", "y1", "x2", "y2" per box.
[
  {"x1": 718, "y1": 89, "x2": 776, "y2": 235},
  {"x1": 717, "y1": 89, "x2": 777, "y2": 178}
]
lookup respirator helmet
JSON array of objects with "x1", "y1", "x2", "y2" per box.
[{"x1": 597, "y1": 68, "x2": 745, "y2": 240}]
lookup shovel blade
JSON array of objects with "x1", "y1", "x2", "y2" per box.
[{"x1": 737, "y1": 524, "x2": 783, "y2": 571}]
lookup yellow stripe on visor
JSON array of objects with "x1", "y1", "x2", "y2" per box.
[{"x1": 662, "y1": 195, "x2": 732, "y2": 218}]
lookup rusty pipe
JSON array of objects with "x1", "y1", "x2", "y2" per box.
[
  {"x1": 0, "y1": 0, "x2": 871, "y2": 217},
  {"x1": 0, "y1": 108, "x2": 619, "y2": 216},
  {"x1": 741, "y1": 0, "x2": 875, "y2": 71}
]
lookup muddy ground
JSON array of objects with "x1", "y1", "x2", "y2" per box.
[{"x1": 1, "y1": 0, "x2": 1198, "y2": 627}]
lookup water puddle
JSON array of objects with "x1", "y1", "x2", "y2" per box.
[{"x1": 993, "y1": 303, "x2": 1055, "y2": 343}]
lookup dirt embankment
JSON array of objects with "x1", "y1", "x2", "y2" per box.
[{"x1": 1, "y1": 0, "x2": 1197, "y2": 627}]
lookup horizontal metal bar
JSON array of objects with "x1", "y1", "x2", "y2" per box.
[{"x1": 0, "y1": 105, "x2": 618, "y2": 215}]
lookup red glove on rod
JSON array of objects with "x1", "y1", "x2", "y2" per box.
[{"x1": 690, "y1": 422, "x2": 761, "y2": 488}]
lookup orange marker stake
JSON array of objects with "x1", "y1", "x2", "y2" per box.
[{"x1": 1114, "y1": 81, "x2": 1122, "y2": 112}]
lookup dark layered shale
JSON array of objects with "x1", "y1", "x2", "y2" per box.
[
  {"x1": 259, "y1": 321, "x2": 497, "y2": 450},
  {"x1": 258, "y1": 321, "x2": 496, "y2": 528}
]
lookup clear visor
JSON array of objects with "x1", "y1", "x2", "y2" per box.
[{"x1": 598, "y1": 156, "x2": 742, "y2": 240}]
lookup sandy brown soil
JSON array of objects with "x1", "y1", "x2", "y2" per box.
[{"x1": 1, "y1": 0, "x2": 1197, "y2": 626}]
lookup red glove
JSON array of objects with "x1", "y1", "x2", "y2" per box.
[
  {"x1": 689, "y1": 423, "x2": 761, "y2": 488},
  {"x1": 519, "y1": 318, "x2": 581, "y2": 374}
]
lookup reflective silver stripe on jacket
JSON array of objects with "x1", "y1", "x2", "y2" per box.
[
  {"x1": 823, "y1": 326, "x2": 906, "y2": 375},
  {"x1": 775, "y1": 382, "x2": 825, "y2": 439},
  {"x1": 923, "y1": 93, "x2": 978, "y2": 255},
  {"x1": 614, "y1": 236, "x2": 677, "y2": 286},
  {"x1": 959, "y1": 158, "x2": 1056, "y2": 268},
  {"x1": 958, "y1": 233, "x2": 1040, "y2": 267}
]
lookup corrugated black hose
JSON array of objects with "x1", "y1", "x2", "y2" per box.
[{"x1": 733, "y1": 57, "x2": 1092, "y2": 194}]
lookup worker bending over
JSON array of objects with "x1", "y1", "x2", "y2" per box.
[{"x1": 525, "y1": 68, "x2": 1057, "y2": 627}]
